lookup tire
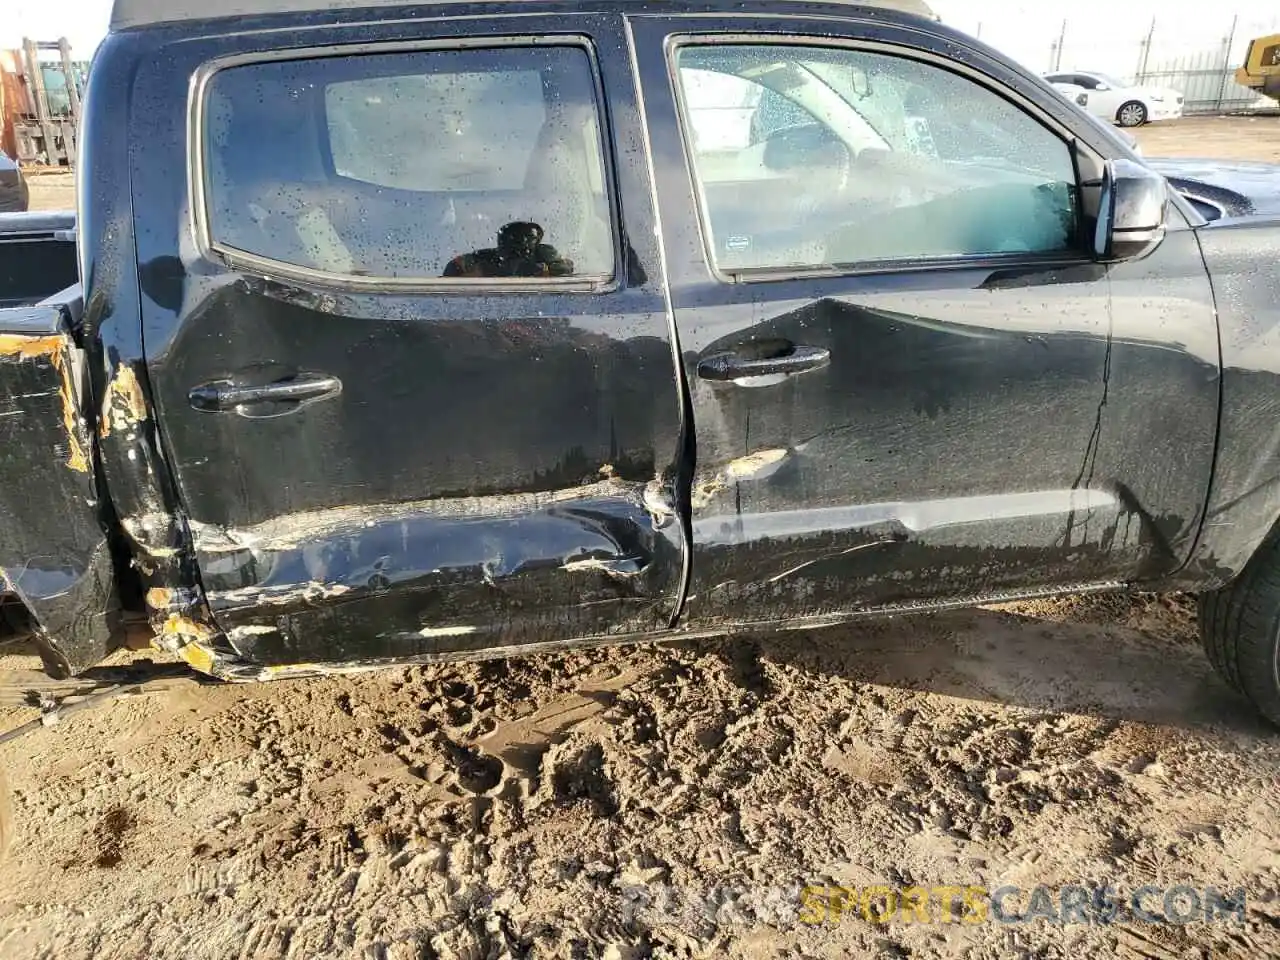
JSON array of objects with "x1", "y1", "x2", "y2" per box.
[
  {"x1": 1199, "y1": 534, "x2": 1280, "y2": 727},
  {"x1": 1117, "y1": 100, "x2": 1148, "y2": 128}
]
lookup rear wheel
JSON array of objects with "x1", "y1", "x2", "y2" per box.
[
  {"x1": 1117, "y1": 100, "x2": 1148, "y2": 127},
  {"x1": 1199, "y1": 535, "x2": 1280, "y2": 727}
]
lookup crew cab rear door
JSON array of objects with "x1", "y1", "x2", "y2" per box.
[
  {"x1": 130, "y1": 14, "x2": 686, "y2": 671},
  {"x1": 629, "y1": 13, "x2": 1219, "y2": 631}
]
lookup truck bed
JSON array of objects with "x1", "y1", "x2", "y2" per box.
[
  {"x1": 0, "y1": 210, "x2": 111, "y2": 675},
  {"x1": 0, "y1": 212, "x2": 79, "y2": 309}
]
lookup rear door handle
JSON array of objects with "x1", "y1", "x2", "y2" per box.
[
  {"x1": 188, "y1": 374, "x2": 342, "y2": 413},
  {"x1": 697, "y1": 344, "x2": 831, "y2": 382}
]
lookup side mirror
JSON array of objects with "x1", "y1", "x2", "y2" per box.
[
  {"x1": 1094, "y1": 158, "x2": 1168, "y2": 262},
  {"x1": 1095, "y1": 82, "x2": 1111, "y2": 91}
]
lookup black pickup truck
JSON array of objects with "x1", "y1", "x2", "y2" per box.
[{"x1": 5, "y1": 0, "x2": 1280, "y2": 725}]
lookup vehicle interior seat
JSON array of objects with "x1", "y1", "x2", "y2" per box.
[
  {"x1": 206, "y1": 84, "x2": 361, "y2": 276},
  {"x1": 519, "y1": 99, "x2": 612, "y2": 276}
]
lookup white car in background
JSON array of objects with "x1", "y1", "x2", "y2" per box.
[
  {"x1": 1049, "y1": 83, "x2": 1143, "y2": 155},
  {"x1": 1045, "y1": 71, "x2": 1184, "y2": 127}
]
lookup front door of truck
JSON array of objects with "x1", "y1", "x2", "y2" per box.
[
  {"x1": 132, "y1": 15, "x2": 687, "y2": 669},
  {"x1": 631, "y1": 14, "x2": 1219, "y2": 631}
]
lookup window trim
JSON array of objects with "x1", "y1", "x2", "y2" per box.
[
  {"x1": 187, "y1": 35, "x2": 621, "y2": 294},
  {"x1": 664, "y1": 33, "x2": 1093, "y2": 285}
]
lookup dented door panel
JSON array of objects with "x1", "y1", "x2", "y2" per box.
[
  {"x1": 634, "y1": 15, "x2": 1219, "y2": 629},
  {"x1": 672, "y1": 271, "x2": 1129, "y2": 625},
  {"x1": 676, "y1": 264, "x2": 1218, "y2": 625},
  {"x1": 129, "y1": 15, "x2": 687, "y2": 673},
  {"x1": 203, "y1": 481, "x2": 682, "y2": 667}
]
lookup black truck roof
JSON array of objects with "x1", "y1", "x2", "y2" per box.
[{"x1": 109, "y1": 0, "x2": 937, "y2": 30}]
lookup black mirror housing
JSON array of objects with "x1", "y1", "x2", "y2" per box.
[{"x1": 1094, "y1": 158, "x2": 1168, "y2": 262}]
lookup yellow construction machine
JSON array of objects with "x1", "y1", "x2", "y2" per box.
[{"x1": 1236, "y1": 33, "x2": 1280, "y2": 105}]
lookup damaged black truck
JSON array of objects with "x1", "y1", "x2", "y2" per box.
[{"x1": 6, "y1": 0, "x2": 1280, "y2": 726}]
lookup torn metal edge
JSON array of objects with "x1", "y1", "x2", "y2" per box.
[{"x1": 159, "y1": 577, "x2": 1130, "y2": 683}]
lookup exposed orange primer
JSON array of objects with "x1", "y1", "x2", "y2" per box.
[
  {"x1": 175, "y1": 641, "x2": 215, "y2": 675},
  {"x1": 100, "y1": 364, "x2": 149, "y2": 438},
  {"x1": 145, "y1": 586, "x2": 175, "y2": 610},
  {"x1": 0, "y1": 333, "x2": 89, "y2": 473},
  {"x1": 49, "y1": 343, "x2": 89, "y2": 473},
  {"x1": 0, "y1": 334, "x2": 61, "y2": 360},
  {"x1": 159, "y1": 612, "x2": 217, "y2": 645}
]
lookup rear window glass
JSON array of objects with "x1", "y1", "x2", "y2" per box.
[{"x1": 201, "y1": 45, "x2": 614, "y2": 283}]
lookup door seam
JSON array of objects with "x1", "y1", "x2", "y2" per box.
[{"x1": 623, "y1": 13, "x2": 695, "y2": 629}]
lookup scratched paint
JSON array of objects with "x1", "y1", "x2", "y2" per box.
[
  {"x1": 561, "y1": 556, "x2": 645, "y2": 577},
  {"x1": 186, "y1": 478, "x2": 650, "y2": 553},
  {"x1": 181, "y1": 471, "x2": 686, "y2": 670},
  {"x1": 0, "y1": 333, "x2": 89, "y2": 472},
  {"x1": 416, "y1": 625, "x2": 479, "y2": 638},
  {"x1": 49, "y1": 344, "x2": 90, "y2": 473},
  {"x1": 100, "y1": 363, "x2": 150, "y2": 438},
  {"x1": 690, "y1": 449, "x2": 790, "y2": 510},
  {"x1": 228, "y1": 624, "x2": 277, "y2": 638},
  {"x1": 144, "y1": 586, "x2": 175, "y2": 609},
  {"x1": 0, "y1": 334, "x2": 63, "y2": 360},
  {"x1": 212, "y1": 582, "x2": 353, "y2": 607}
]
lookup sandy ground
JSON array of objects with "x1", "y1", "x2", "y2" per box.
[
  {"x1": 3, "y1": 117, "x2": 1280, "y2": 959},
  {"x1": 24, "y1": 172, "x2": 75, "y2": 213},
  {"x1": 2, "y1": 596, "x2": 1278, "y2": 958},
  {"x1": 1132, "y1": 114, "x2": 1280, "y2": 163}
]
